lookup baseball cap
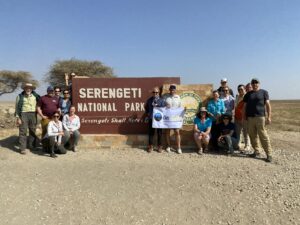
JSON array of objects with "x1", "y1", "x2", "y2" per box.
[
  {"x1": 221, "y1": 78, "x2": 228, "y2": 82},
  {"x1": 251, "y1": 78, "x2": 260, "y2": 84},
  {"x1": 47, "y1": 86, "x2": 54, "y2": 92},
  {"x1": 169, "y1": 84, "x2": 176, "y2": 90}
]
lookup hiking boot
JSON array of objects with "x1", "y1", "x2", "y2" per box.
[
  {"x1": 266, "y1": 155, "x2": 273, "y2": 163},
  {"x1": 157, "y1": 146, "x2": 163, "y2": 153},
  {"x1": 147, "y1": 145, "x2": 153, "y2": 153},
  {"x1": 249, "y1": 152, "x2": 260, "y2": 158}
]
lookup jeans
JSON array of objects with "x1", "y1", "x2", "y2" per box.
[
  {"x1": 218, "y1": 135, "x2": 238, "y2": 153},
  {"x1": 148, "y1": 119, "x2": 162, "y2": 146},
  {"x1": 64, "y1": 130, "x2": 81, "y2": 147}
]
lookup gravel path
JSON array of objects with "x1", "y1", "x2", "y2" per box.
[{"x1": 0, "y1": 130, "x2": 299, "y2": 225}]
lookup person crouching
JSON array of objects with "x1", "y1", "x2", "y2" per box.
[
  {"x1": 193, "y1": 107, "x2": 212, "y2": 154},
  {"x1": 43, "y1": 111, "x2": 67, "y2": 158}
]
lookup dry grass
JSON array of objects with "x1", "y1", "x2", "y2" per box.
[{"x1": 270, "y1": 100, "x2": 300, "y2": 132}]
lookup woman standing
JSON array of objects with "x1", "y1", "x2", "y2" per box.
[
  {"x1": 59, "y1": 90, "x2": 72, "y2": 118},
  {"x1": 207, "y1": 90, "x2": 225, "y2": 150},
  {"x1": 145, "y1": 87, "x2": 165, "y2": 153},
  {"x1": 193, "y1": 107, "x2": 212, "y2": 154},
  {"x1": 234, "y1": 84, "x2": 250, "y2": 151}
]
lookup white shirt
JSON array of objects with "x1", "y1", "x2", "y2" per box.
[
  {"x1": 62, "y1": 114, "x2": 80, "y2": 132},
  {"x1": 164, "y1": 94, "x2": 181, "y2": 108},
  {"x1": 45, "y1": 120, "x2": 63, "y2": 143}
]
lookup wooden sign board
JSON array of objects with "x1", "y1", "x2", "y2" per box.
[{"x1": 72, "y1": 77, "x2": 180, "y2": 134}]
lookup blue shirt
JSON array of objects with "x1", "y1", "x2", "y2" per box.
[
  {"x1": 194, "y1": 117, "x2": 212, "y2": 132},
  {"x1": 207, "y1": 99, "x2": 225, "y2": 121}
]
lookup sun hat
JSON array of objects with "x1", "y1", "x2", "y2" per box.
[
  {"x1": 22, "y1": 83, "x2": 36, "y2": 90},
  {"x1": 199, "y1": 107, "x2": 207, "y2": 112}
]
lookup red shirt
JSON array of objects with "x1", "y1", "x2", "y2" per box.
[
  {"x1": 235, "y1": 100, "x2": 244, "y2": 121},
  {"x1": 38, "y1": 95, "x2": 59, "y2": 117}
]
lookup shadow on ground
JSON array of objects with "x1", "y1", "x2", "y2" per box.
[{"x1": 0, "y1": 135, "x2": 48, "y2": 156}]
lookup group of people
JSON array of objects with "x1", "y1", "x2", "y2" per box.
[
  {"x1": 15, "y1": 75, "x2": 273, "y2": 162},
  {"x1": 15, "y1": 73, "x2": 81, "y2": 158},
  {"x1": 146, "y1": 78, "x2": 273, "y2": 163}
]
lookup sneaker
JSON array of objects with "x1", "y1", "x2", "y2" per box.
[
  {"x1": 50, "y1": 153, "x2": 57, "y2": 158},
  {"x1": 266, "y1": 155, "x2": 273, "y2": 163},
  {"x1": 20, "y1": 150, "x2": 26, "y2": 155},
  {"x1": 177, "y1": 148, "x2": 182, "y2": 154},
  {"x1": 203, "y1": 147, "x2": 209, "y2": 153},
  {"x1": 72, "y1": 146, "x2": 77, "y2": 152},
  {"x1": 157, "y1": 146, "x2": 163, "y2": 153},
  {"x1": 249, "y1": 152, "x2": 260, "y2": 158},
  {"x1": 166, "y1": 147, "x2": 171, "y2": 153},
  {"x1": 244, "y1": 145, "x2": 251, "y2": 151},
  {"x1": 147, "y1": 145, "x2": 153, "y2": 153},
  {"x1": 198, "y1": 148, "x2": 203, "y2": 155}
]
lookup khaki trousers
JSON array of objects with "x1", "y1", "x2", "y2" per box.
[
  {"x1": 41, "y1": 118, "x2": 50, "y2": 138},
  {"x1": 247, "y1": 117, "x2": 272, "y2": 156}
]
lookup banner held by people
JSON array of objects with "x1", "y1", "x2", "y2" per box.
[{"x1": 152, "y1": 107, "x2": 185, "y2": 129}]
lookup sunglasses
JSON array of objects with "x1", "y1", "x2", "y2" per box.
[
  {"x1": 63, "y1": 92, "x2": 69, "y2": 94},
  {"x1": 223, "y1": 117, "x2": 229, "y2": 120},
  {"x1": 238, "y1": 88, "x2": 243, "y2": 91},
  {"x1": 152, "y1": 91, "x2": 159, "y2": 94},
  {"x1": 54, "y1": 115, "x2": 60, "y2": 118},
  {"x1": 55, "y1": 91, "x2": 61, "y2": 92},
  {"x1": 224, "y1": 90, "x2": 229, "y2": 92}
]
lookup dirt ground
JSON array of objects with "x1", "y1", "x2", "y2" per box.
[
  {"x1": 0, "y1": 128, "x2": 299, "y2": 225},
  {"x1": 0, "y1": 101, "x2": 299, "y2": 225}
]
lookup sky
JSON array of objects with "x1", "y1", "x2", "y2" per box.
[{"x1": 1, "y1": 0, "x2": 300, "y2": 100}]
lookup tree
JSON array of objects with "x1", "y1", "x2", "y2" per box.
[
  {"x1": 45, "y1": 58, "x2": 115, "y2": 87},
  {"x1": 0, "y1": 70, "x2": 39, "y2": 96}
]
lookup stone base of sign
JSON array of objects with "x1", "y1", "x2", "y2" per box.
[{"x1": 79, "y1": 126, "x2": 197, "y2": 150}]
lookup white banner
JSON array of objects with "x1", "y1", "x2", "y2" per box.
[{"x1": 152, "y1": 107, "x2": 185, "y2": 129}]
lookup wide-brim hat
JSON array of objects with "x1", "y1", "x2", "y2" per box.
[
  {"x1": 199, "y1": 107, "x2": 207, "y2": 112},
  {"x1": 22, "y1": 83, "x2": 36, "y2": 90}
]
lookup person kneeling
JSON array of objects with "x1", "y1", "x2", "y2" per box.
[
  {"x1": 217, "y1": 113, "x2": 239, "y2": 155},
  {"x1": 43, "y1": 112, "x2": 67, "y2": 158},
  {"x1": 62, "y1": 105, "x2": 80, "y2": 152}
]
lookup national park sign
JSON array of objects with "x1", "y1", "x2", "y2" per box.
[{"x1": 72, "y1": 77, "x2": 180, "y2": 134}]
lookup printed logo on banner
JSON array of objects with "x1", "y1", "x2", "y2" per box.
[
  {"x1": 154, "y1": 112, "x2": 163, "y2": 121},
  {"x1": 180, "y1": 92, "x2": 202, "y2": 125}
]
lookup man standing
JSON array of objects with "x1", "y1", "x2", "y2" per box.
[
  {"x1": 15, "y1": 83, "x2": 40, "y2": 154},
  {"x1": 164, "y1": 85, "x2": 183, "y2": 154},
  {"x1": 243, "y1": 78, "x2": 273, "y2": 162},
  {"x1": 217, "y1": 78, "x2": 234, "y2": 97},
  {"x1": 37, "y1": 86, "x2": 60, "y2": 139}
]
